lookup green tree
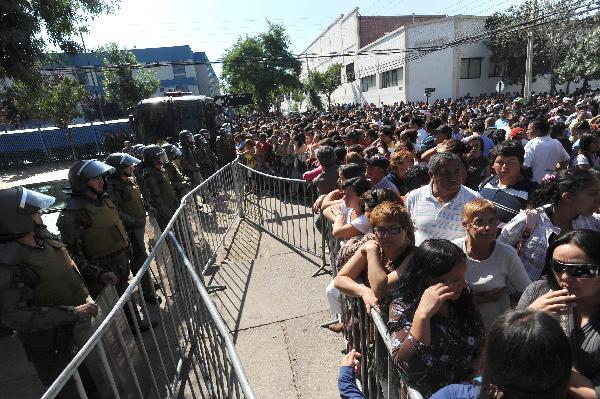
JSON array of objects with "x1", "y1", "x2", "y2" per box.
[
  {"x1": 557, "y1": 22, "x2": 600, "y2": 91},
  {"x1": 221, "y1": 23, "x2": 302, "y2": 113},
  {"x1": 37, "y1": 75, "x2": 87, "y2": 159},
  {"x1": 0, "y1": 0, "x2": 117, "y2": 84},
  {"x1": 306, "y1": 63, "x2": 342, "y2": 109},
  {"x1": 99, "y1": 43, "x2": 160, "y2": 112},
  {"x1": 0, "y1": 78, "x2": 46, "y2": 126},
  {"x1": 484, "y1": 2, "x2": 550, "y2": 89}
]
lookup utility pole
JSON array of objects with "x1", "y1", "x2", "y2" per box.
[
  {"x1": 80, "y1": 31, "x2": 105, "y2": 122},
  {"x1": 523, "y1": 0, "x2": 537, "y2": 100}
]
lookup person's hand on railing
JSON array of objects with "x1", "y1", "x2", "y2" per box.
[
  {"x1": 341, "y1": 349, "x2": 362, "y2": 375},
  {"x1": 312, "y1": 195, "x2": 325, "y2": 213},
  {"x1": 100, "y1": 271, "x2": 119, "y2": 286},
  {"x1": 74, "y1": 303, "x2": 99, "y2": 319},
  {"x1": 360, "y1": 286, "x2": 379, "y2": 313}
]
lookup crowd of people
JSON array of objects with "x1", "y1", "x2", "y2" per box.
[
  {"x1": 229, "y1": 89, "x2": 600, "y2": 398},
  {"x1": 4, "y1": 87, "x2": 600, "y2": 398}
]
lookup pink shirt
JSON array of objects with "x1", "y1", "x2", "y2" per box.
[{"x1": 303, "y1": 166, "x2": 323, "y2": 181}]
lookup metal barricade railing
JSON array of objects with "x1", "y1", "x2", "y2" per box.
[
  {"x1": 234, "y1": 165, "x2": 422, "y2": 399},
  {"x1": 237, "y1": 163, "x2": 328, "y2": 276},
  {"x1": 42, "y1": 161, "x2": 256, "y2": 399}
]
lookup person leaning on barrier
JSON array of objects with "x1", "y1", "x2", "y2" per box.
[
  {"x1": 430, "y1": 309, "x2": 572, "y2": 399},
  {"x1": 179, "y1": 130, "x2": 203, "y2": 188},
  {"x1": 57, "y1": 160, "x2": 127, "y2": 299},
  {"x1": 0, "y1": 186, "x2": 99, "y2": 398},
  {"x1": 142, "y1": 145, "x2": 178, "y2": 230},
  {"x1": 161, "y1": 143, "x2": 191, "y2": 200},
  {"x1": 104, "y1": 153, "x2": 159, "y2": 305},
  {"x1": 387, "y1": 239, "x2": 484, "y2": 397}
]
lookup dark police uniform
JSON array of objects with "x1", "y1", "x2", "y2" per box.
[
  {"x1": 143, "y1": 164, "x2": 178, "y2": 230},
  {"x1": 57, "y1": 195, "x2": 130, "y2": 298},
  {"x1": 0, "y1": 230, "x2": 96, "y2": 398}
]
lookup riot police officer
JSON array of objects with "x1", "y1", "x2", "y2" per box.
[
  {"x1": 193, "y1": 130, "x2": 218, "y2": 179},
  {"x1": 57, "y1": 160, "x2": 128, "y2": 299},
  {"x1": 161, "y1": 143, "x2": 191, "y2": 200},
  {"x1": 179, "y1": 130, "x2": 203, "y2": 187},
  {"x1": 215, "y1": 128, "x2": 237, "y2": 167},
  {"x1": 0, "y1": 187, "x2": 98, "y2": 398},
  {"x1": 142, "y1": 145, "x2": 178, "y2": 230},
  {"x1": 104, "y1": 153, "x2": 159, "y2": 304}
]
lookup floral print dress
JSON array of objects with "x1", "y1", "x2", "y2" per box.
[{"x1": 387, "y1": 297, "x2": 484, "y2": 397}]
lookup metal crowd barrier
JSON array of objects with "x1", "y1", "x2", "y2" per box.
[
  {"x1": 42, "y1": 162, "x2": 256, "y2": 399},
  {"x1": 235, "y1": 165, "x2": 422, "y2": 399},
  {"x1": 237, "y1": 163, "x2": 328, "y2": 276}
]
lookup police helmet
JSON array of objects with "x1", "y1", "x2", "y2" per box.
[
  {"x1": 132, "y1": 144, "x2": 145, "y2": 159},
  {"x1": 68, "y1": 160, "x2": 115, "y2": 195},
  {"x1": 143, "y1": 144, "x2": 168, "y2": 166},
  {"x1": 161, "y1": 143, "x2": 182, "y2": 161},
  {"x1": 193, "y1": 133, "x2": 207, "y2": 145},
  {"x1": 0, "y1": 186, "x2": 56, "y2": 240},
  {"x1": 179, "y1": 130, "x2": 194, "y2": 146},
  {"x1": 105, "y1": 153, "x2": 141, "y2": 177}
]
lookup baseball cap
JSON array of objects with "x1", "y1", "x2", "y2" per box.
[{"x1": 510, "y1": 127, "x2": 525, "y2": 138}]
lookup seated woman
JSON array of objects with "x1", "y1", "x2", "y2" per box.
[
  {"x1": 326, "y1": 189, "x2": 401, "y2": 333},
  {"x1": 387, "y1": 239, "x2": 484, "y2": 397},
  {"x1": 322, "y1": 177, "x2": 371, "y2": 241},
  {"x1": 499, "y1": 169, "x2": 600, "y2": 281},
  {"x1": 430, "y1": 309, "x2": 572, "y2": 399},
  {"x1": 312, "y1": 162, "x2": 365, "y2": 213},
  {"x1": 333, "y1": 200, "x2": 414, "y2": 312},
  {"x1": 453, "y1": 199, "x2": 531, "y2": 330},
  {"x1": 479, "y1": 140, "x2": 539, "y2": 225},
  {"x1": 517, "y1": 229, "x2": 600, "y2": 399}
]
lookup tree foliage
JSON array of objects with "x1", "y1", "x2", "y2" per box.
[
  {"x1": 40, "y1": 76, "x2": 87, "y2": 128},
  {"x1": 306, "y1": 63, "x2": 342, "y2": 109},
  {"x1": 485, "y1": 0, "x2": 599, "y2": 92},
  {"x1": 221, "y1": 23, "x2": 302, "y2": 112},
  {"x1": 0, "y1": 0, "x2": 117, "y2": 83},
  {"x1": 99, "y1": 43, "x2": 160, "y2": 112}
]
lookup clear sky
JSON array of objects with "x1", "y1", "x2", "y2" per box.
[{"x1": 79, "y1": 0, "x2": 524, "y2": 76}]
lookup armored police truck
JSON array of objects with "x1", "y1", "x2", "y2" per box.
[{"x1": 131, "y1": 92, "x2": 218, "y2": 144}]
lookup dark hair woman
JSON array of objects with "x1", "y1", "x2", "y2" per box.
[
  {"x1": 571, "y1": 132, "x2": 600, "y2": 170},
  {"x1": 479, "y1": 140, "x2": 538, "y2": 224},
  {"x1": 431, "y1": 309, "x2": 572, "y2": 399},
  {"x1": 498, "y1": 169, "x2": 600, "y2": 281},
  {"x1": 387, "y1": 239, "x2": 484, "y2": 397},
  {"x1": 517, "y1": 229, "x2": 600, "y2": 398}
]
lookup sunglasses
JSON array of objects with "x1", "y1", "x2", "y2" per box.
[{"x1": 551, "y1": 258, "x2": 600, "y2": 279}]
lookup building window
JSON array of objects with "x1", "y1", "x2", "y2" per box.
[
  {"x1": 488, "y1": 58, "x2": 505, "y2": 78},
  {"x1": 361, "y1": 75, "x2": 376, "y2": 92},
  {"x1": 380, "y1": 68, "x2": 403, "y2": 89},
  {"x1": 172, "y1": 65, "x2": 186, "y2": 79},
  {"x1": 175, "y1": 85, "x2": 188, "y2": 92},
  {"x1": 460, "y1": 58, "x2": 482, "y2": 79}
]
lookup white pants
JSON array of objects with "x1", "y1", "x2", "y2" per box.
[{"x1": 326, "y1": 280, "x2": 342, "y2": 315}]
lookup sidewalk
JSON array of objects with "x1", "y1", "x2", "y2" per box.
[{"x1": 207, "y1": 219, "x2": 343, "y2": 399}]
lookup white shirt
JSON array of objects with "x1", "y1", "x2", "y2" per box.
[
  {"x1": 416, "y1": 128, "x2": 428, "y2": 148},
  {"x1": 523, "y1": 136, "x2": 570, "y2": 183},
  {"x1": 453, "y1": 237, "x2": 531, "y2": 330},
  {"x1": 372, "y1": 176, "x2": 400, "y2": 193},
  {"x1": 339, "y1": 203, "x2": 371, "y2": 245},
  {"x1": 406, "y1": 183, "x2": 480, "y2": 245},
  {"x1": 498, "y1": 205, "x2": 600, "y2": 280}
]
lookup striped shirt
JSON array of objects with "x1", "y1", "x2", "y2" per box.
[
  {"x1": 406, "y1": 183, "x2": 480, "y2": 246},
  {"x1": 479, "y1": 176, "x2": 539, "y2": 224}
]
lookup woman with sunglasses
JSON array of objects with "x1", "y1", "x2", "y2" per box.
[
  {"x1": 387, "y1": 239, "x2": 484, "y2": 397},
  {"x1": 453, "y1": 199, "x2": 531, "y2": 330},
  {"x1": 518, "y1": 229, "x2": 600, "y2": 399}
]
